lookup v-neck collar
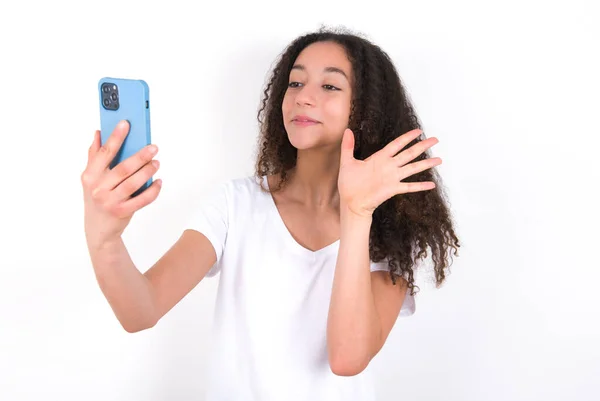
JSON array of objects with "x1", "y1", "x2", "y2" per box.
[{"x1": 262, "y1": 175, "x2": 340, "y2": 258}]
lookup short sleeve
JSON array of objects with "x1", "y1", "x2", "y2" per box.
[
  {"x1": 370, "y1": 258, "x2": 417, "y2": 317},
  {"x1": 185, "y1": 181, "x2": 229, "y2": 277}
]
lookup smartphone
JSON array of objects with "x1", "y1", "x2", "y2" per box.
[{"x1": 98, "y1": 77, "x2": 152, "y2": 197}]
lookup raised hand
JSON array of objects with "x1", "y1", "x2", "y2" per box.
[
  {"x1": 81, "y1": 120, "x2": 162, "y2": 248},
  {"x1": 338, "y1": 128, "x2": 441, "y2": 218}
]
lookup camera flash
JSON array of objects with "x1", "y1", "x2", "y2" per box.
[{"x1": 113, "y1": 85, "x2": 116, "y2": 90}]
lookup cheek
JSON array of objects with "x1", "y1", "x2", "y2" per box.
[
  {"x1": 326, "y1": 98, "x2": 351, "y2": 122},
  {"x1": 282, "y1": 93, "x2": 293, "y2": 114}
]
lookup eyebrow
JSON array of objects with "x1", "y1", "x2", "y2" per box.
[{"x1": 291, "y1": 64, "x2": 349, "y2": 81}]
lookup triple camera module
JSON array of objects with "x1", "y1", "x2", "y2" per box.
[{"x1": 101, "y1": 82, "x2": 120, "y2": 110}]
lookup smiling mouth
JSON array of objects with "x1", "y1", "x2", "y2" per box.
[{"x1": 292, "y1": 120, "x2": 320, "y2": 126}]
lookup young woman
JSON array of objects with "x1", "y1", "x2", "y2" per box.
[{"x1": 82, "y1": 27, "x2": 460, "y2": 401}]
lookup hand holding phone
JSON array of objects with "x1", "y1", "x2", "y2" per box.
[
  {"x1": 81, "y1": 121, "x2": 162, "y2": 247},
  {"x1": 80, "y1": 78, "x2": 162, "y2": 248},
  {"x1": 98, "y1": 77, "x2": 153, "y2": 196}
]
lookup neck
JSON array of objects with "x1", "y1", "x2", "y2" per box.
[{"x1": 287, "y1": 148, "x2": 341, "y2": 209}]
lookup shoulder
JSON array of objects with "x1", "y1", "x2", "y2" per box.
[
  {"x1": 200, "y1": 174, "x2": 267, "y2": 206},
  {"x1": 222, "y1": 174, "x2": 266, "y2": 195}
]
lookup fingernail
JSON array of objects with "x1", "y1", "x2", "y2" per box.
[{"x1": 149, "y1": 145, "x2": 158, "y2": 154}]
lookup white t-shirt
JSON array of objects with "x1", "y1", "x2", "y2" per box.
[{"x1": 186, "y1": 175, "x2": 416, "y2": 401}]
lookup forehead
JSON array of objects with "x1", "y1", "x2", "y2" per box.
[{"x1": 292, "y1": 41, "x2": 352, "y2": 78}]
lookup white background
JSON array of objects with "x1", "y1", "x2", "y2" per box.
[{"x1": 1, "y1": 0, "x2": 598, "y2": 400}]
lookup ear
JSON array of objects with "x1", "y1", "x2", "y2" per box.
[{"x1": 340, "y1": 128, "x2": 355, "y2": 165}]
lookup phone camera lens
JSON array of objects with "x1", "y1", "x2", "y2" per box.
[
  {"x1": 110, "y1": 93, "x2": 118, "y2": 101},
  {"x1": 103, "y1": 98, "x2": 110, "y2": 107},
  {"x1": 102, "y1": 85, "x2": 110, "y2": 93}
]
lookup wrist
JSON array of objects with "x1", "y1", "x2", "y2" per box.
[
  {"x1": 87, "y1": 234, "x2": 123, "y2": 255},
  {"x1": 340, "y1": 203, "x2": 373, "y2": 225}
]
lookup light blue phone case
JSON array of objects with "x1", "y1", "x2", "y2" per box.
[{"x1": 98, "y1": 77, "x2": 152, "y2": 197}]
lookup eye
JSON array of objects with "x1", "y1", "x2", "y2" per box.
[{"x1": 288, "y1": 82, "x2": 340, "y2": 91}]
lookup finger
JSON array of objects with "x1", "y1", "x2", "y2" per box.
[
  {"x1": 112, "y1": 179, "x2": 162, "y2": 218},
  {"x1": 82, "y1": 130, "x2": 103, "y2": 189},
  {"x1": 88, "y1": 120, "x2": 130, "y2": 175},
  {"x1": 394, "y1": 137, "x2": 439, "y2": 166},
  {"x1": 398, "y1": 157, "x2": 442, "y2": 180},
  {"x1": 383, "y1": 129, "x2": 423, "y2": 157},
  {"x1": 85, "y1": 130, "x2": 101, "y2": 170},
  {"x1": 88, "y1": 130, "x2": 101, "y2": 156},
  {"x1": 103, "y1": 144, "x2": 158, "y2": 190},
  {"x1": 111, "y1": 159, "x2": 160, "y2": 203},
  {"x1": 397, "y1": 181, "x2": 436, "y2": 194},
  {"x1": 340, "y1": 129, "x2": 355, "y2": 165}
]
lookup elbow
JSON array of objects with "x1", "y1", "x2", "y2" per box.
[
  {"x1": 123, "y1": 323, "x2": 150, "y2": 334},
  {"x1": 328, "y1": 333, "x2": 380, "y2": 376},
  {"x1": 329, "y1": 352, "x2": 370, "y2": 377},
  {"x1": 123, "y1": 325, "x2": 148, "y2": 334},
  {"x1": 121, "y1": 317, "x2": 156, "y2": 334}
]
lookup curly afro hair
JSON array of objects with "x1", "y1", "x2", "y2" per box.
[{"x1": 254, "y1": 26, "x2": 460, "y2": 296}]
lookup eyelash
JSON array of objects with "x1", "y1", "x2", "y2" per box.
[{"x1": 288, "y1": 82, "x2": 340, "y2": 91}]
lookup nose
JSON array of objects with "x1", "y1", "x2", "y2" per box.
[{"x1": 295, "y1": 85, "x2": 316, "y2": 107}]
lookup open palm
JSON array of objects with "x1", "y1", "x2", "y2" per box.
[{"x1": 338, "y1": 128, "x2": 442, "y2": 218}]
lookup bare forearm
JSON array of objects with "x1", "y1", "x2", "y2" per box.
[
  {"x1": 88, "y1": 238, "x2": 156, "y2": 332},
  {"x1": 327, "y1": 205, "x2": 381, "y2": 374}
]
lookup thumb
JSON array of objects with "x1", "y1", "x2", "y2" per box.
[{"x1": 341, "y1": 128, "x2": 355, "y2": 164}]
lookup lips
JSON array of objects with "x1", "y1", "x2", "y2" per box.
[{"x1": 292, "y1": 115, "x2": 319, "y2": 123}]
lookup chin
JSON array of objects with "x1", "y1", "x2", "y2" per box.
[
  {"x1": 285, "y1": 124, "x2": 340, "y2": 151},
  {"x1": 288, "y1": 137, "x2": 319, "y2": 150},
  {"x1": 288, "y1": 138, "x2": 338, "y2": 152}
]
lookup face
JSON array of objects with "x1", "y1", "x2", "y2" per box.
[{"x1": 282, "y1": 41, "x2": 353, "y2": 151}]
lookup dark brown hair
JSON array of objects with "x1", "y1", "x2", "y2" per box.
[{"x1": 254, "y1": 26, "x2": 460, "y2": 296}]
